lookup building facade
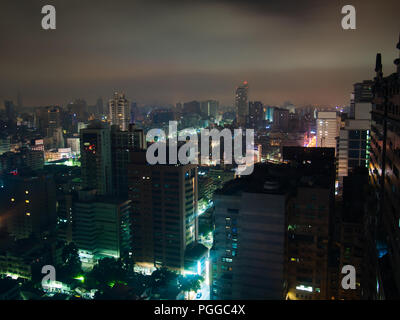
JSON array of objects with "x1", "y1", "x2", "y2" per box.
[
  {"x1": 128, "y1": 151, "x2": 198, "y2": 273},
  {"x1": 369, "y1": 37, "x2": 400, "y2": 298},
  {"x1": 109, "y1": 92, "x2": 130, "y2": 131}
]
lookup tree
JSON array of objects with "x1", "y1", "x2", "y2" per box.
[
  {"x1": 86, "y1": 257, "x2": 127, "y2": 290},
  {"x1": 59, "y1": 242, "x2": 82, "y2": 279},
  {"x1": 94, "y1": 283, "x2": 138, "y2": 300},
  {"x1": 178, "y1": 274, "x2": 203, "y2": 294},
  {"x1": 149, "y1": 267, "x2": 178, "y2": 289},
  {"x1": 126, "y1": 272, "x2": 151, "y2": 297}
]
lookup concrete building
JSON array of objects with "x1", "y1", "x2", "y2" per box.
[
  {"x1": 368, "y1": 40, "x2": 400, "y2": 298},
  {"x1": 128, "y1": 151, "x2": 198, "y2": 273},
  {"x1": 0, "y1": 148, "x2": 44, "y2": 175},
  {"x1": 337, "y1": 167, "x2": 368, "y2": 300},
  {"x1": 351, "y1": 80, "x2": 373, "y2": 118},
  {"x1": 200, "y1": 100, "x2": 219, "y2": 118},
  {"x1": 111, "y1": 124, "x2": 145, "y2": 197},
  {"x1": 273, "y1": 108, "x2": 289, "y2": 132},
  {"x1": 72, "y1": 190, "x2": 132, "y2": 269},
  {"x1": 316, "y1": 111, "x2": 340, "y2": 151},
  {"x1": 337, "y1": 82, "x2": 373, "y2": 183},
  {"x1": 282, "y1": 147, "x2": 335, "y2": 300},
  {"x1": 80, "y1": 122, "x2": 112, "y2": 196},
  {"x1": 0, "y1": 174, "x2": 57, "y2": 240},
  {"x1": 248, "y1": 101, "x2": 264, "y2": 129},
  {"x1": 211, "y1": 165, "x2": 287, "y2": 299},
  {"x1": 235, "y1": 81, "x2": 249, "y2": 127},
  {"x1": 109, "y1": 92, "x2": 130, "y2": 131}
]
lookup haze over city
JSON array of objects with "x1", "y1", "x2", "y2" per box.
[{"x1": 0, "y1": 0, "x2": 399, "y2": 107}]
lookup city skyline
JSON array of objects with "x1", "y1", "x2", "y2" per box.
[
  {"x1": 0, "y1": 0, "x2": 399, "y2": 107},
  {"x1": 1, "y1": 1, "x2": 400, "y2": 303}
]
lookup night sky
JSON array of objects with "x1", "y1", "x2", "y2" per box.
[{"x1": 0, "y1": 0, "x2": 399, "y2": 107}]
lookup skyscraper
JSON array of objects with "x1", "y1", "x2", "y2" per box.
[
  {"x1": 211, "y1": 169, "x2": 286, "y2": 299},
  {"x1": 1, "y1": 173, "x2": 57, "y2": 240},
  {"x1": 273, "y1": 108, "x2": 289, "y2": 131},
  {"x1": 351, "y1": 80, "x2": 373, "y2": 118},
  {"x1": 248, "y1": 101, "x2": 264, "y2": 129},
  {"x1": 96, "y1": 97, "x2": 104, "y2": 116},
  {"x1": 200, "y1": 100, "x2": 219, "y2": 118},
  {"x1": 72, "y1": 190, "x2": 132, "y2": 269},
  {"x1": 111, "y1": 124, "x2": 146, "y2": 197},
  {"x1": 128, "y1": 151, "x2": 198, "y2": 273},
  {"x1": 109, "y1": 92, "x2": 130, "y2": 131},
  {"x1": 369, "y1": 37, "x2": 400, "y2": 298},
  {"x1": 283, "y1": 146, "x2": 335, "y2": 300},
  {"x1": 316, "y1": 111, "x2": 340, "y2": 151},
  {"x1": 80, "y1": 121, "x2": 112, "y2": 196},
  {"x1": 337, "y1": 82, "x2": 373, "y2": 184},
  {"x1": 235, "y1": 81, "x2": 249, "y2": 127}
]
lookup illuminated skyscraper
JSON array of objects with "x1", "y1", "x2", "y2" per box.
[
  {"x1": 235, "y1": 81, "x2": 249, "y2": 127},
  {"x1": 128, "y1": 151, "x2": 198, "y2": 273},
  {"x1": 316, "y1": 111, "x2": 340, "y2": 151},
  {"x1": 337, "y1": 82, "x2": 372, "y2": 183},
  {"x1": 109, "y1": 92, "x2": 130, "y2": 131}
]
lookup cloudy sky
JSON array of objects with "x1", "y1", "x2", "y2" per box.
[{"x1": 0, "y1": 0, "x2": 399, "y2": 107}]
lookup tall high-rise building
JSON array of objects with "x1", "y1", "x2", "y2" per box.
[
  {"x1": 211, "y1": 167, "x2": 286, "y2": 299},
  {"x1": 200, "y1": 100, "x2": 219, "y2": 118},
  {"x1": 316, "y1": 111, "x2": 340, "y2": 151},
  {"x1": 369, "y1": 37, "x2": 400, "y2": 298},
  {"x1": 128, "y1": 151, "x2": 198, "y2": 273},
  {"x1": 283, "y1": 146, "x2": 335, "y2": 300},
  {"x1": 66, "y1": 99, "x2": 88, "y2": 124},
  {"x1": 4, "y1": 100, "x2": 16, "y2": 134},
  {"x1": 248, "y1": 101, "x2": 264, "y2": 129},
  {"x1": 111, "y1": 124, "x2": 146, "y2": 197},
  {"x1": 72, "y1": 190, "x2": 132, "y2": 269},
  {"x1": 35, "y1": 106, "x2": 62, "y2": 138},
  {"x1": 351, "y1": 80, "x2": 373, "y2": 118},
  {"x1": 337, "y1": 84, "x2": 372, "y2": 183},
  {"x1": 96, "y1": 97, "x2": 104, "y2": 116},
  {"x1": 273, "y1": 108, "x2": 289, "y2": 131},
  {"x1": 80, "y1": 121, "x2": 112, "y2": 195},
  {"x1": 265, "y1": 106, "x2": 275, "y2": 122},
  {"x1": 337, "y1": 167, "x2": 369, "y2": 300},
  {"x1": 109, "y1": 92, "x2": 130, "y2": 131},
  {"x1": 235, "y1": 81, "x2": 249, "y2": 127},
  {"x1": 182, "y1": 100, "x2": 201, "y2": 116},
  {"x1": 0, "y1": 174, "x2": 57, "y2": 240},
  {"x1": 211, "y1": 148, "x2": 335, "y2": 300}
]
